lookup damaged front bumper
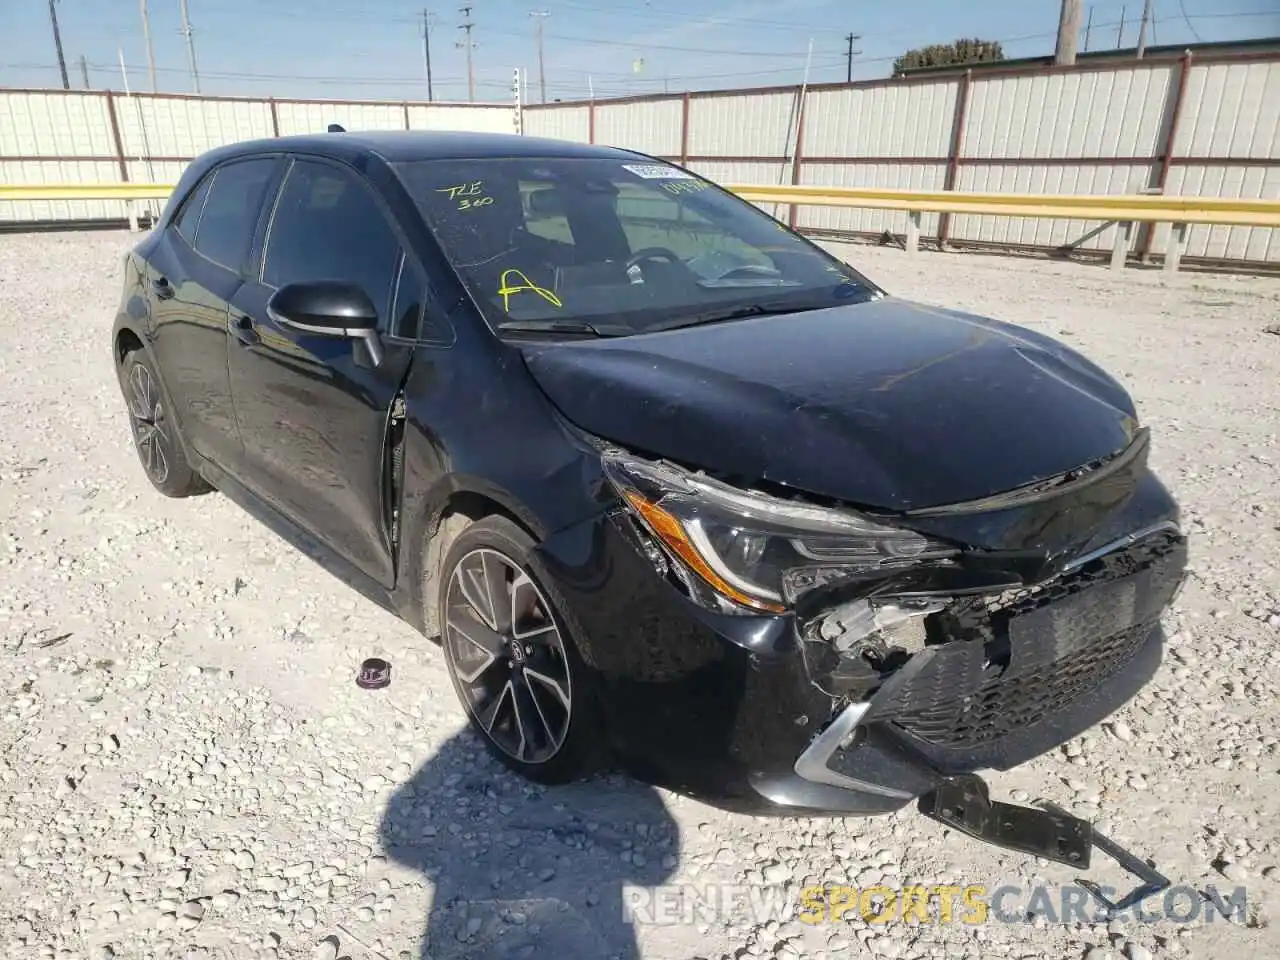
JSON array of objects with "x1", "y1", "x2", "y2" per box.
[
  {"x1": 755, "y1": 521, "x2": 1184, "y2": 815},
  {"x1": 534, "y1": 443, "x2": 1188, "y2": 818}
]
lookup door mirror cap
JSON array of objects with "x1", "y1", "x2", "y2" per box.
[
  {"x1": 267, "y1": 281, "x2": 384, "y2": 367},
  {"x1": 266, "y1": 280, "x2": 378, "y2": 335}
]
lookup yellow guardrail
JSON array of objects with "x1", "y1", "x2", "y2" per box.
[
  {"x1": 729, "y1": 184, "x2": 1280, "y2": 272},
  {"x1": 3, "y1": 181, "x2": 1278, "y2": 271},
  {"x1": 0, "y1": 183, "x2": 174, "y2": 201},
  {"x1": 726, "y1": 184, "x2": 1280, "y2": 229}
]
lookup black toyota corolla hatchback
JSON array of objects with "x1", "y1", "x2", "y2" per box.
[{"x1": 113, "y1": 130, "x2": 1186, "y2": 818}]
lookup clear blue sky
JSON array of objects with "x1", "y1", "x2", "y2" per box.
[{"x1": 2, "y1": 0, "x2": 1277, "y2": 102}]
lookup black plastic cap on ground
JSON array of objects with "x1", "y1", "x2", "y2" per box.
[{"x1": 357, "y1": 657, "x2": 391, "y2": 689}]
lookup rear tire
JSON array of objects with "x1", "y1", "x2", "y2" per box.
[
  {"x1": 437, "y1": 515, "x2": 604, "y2": 785},
  {"x1": 119, "y1": 348, "x2": 211, "y2": 498}
]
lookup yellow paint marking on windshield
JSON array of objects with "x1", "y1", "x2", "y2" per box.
[
  {"x1": 437, "y1": 180, "x2": 494, "y2": 211},
  {"x1": 437, "y1": 181, "x2": 484, "y2": 199},
  {"x1": 498, "y1": 269, "x2": 563, "y2": 312}
]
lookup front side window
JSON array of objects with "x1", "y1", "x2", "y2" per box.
[
  {"x1": 394, "y1": 156, "x2": 876, "y2": 336},
  {"x1": 193, "y1": 158, "x2": 276, "y2": 272},
  {"x1": 263, "y1": 159, "x2": 400, "y2": 324}
]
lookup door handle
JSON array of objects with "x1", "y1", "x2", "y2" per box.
[
  {"x1": 229, "y1": 313, "x2": 261, "y2": 347},
  {"x1": 151, "y1": 277, "x2": 174, "y2": 300}
]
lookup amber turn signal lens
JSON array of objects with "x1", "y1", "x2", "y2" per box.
[{"x1": 623, "y1": 491, "x2": 786, "y2": 614}]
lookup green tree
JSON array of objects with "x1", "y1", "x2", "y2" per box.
[{"x1": 893, "y1": 38, "x2": 1005, "y2": 75}]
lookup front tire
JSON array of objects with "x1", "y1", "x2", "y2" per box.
[
  {"x1": 438, "y1": 515, "x2": 603, "y2": 784},
  {"x1": 119, "y1": 348, "x2": 210, "y2": 498}
]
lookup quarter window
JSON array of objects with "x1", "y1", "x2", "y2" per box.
[
  {"x1": 173, "y1": 174, "x2": 213, "y2": 246},
  {"x1": 192, "y1": 158, "x2": 276, "y2": 272},
  {"x1": 263, "y1": 159, "x2": 400, "y2": 323},
  {"x1": 389, "y1": 257, "x2": 426, "y2": 340}
]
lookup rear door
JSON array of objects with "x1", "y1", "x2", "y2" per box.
[
  {"x1": 143, "y1": 156, "x2": 280, "y2": 470},
  {"x1": 225, "y1": 156, "x2": 419, "y2": 587}
]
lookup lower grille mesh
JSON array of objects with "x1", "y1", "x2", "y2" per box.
[{"x1": 885, "y1": 532, "x2": 1185, "y2": 749}]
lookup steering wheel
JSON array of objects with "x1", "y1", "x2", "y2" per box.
[{"x1": 625, "y1": 247, "x2": 685, "y2": 272}]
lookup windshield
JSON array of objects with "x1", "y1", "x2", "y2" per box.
[{"x1": 394, "y1": 156, "x2": 879, "y2": 336}]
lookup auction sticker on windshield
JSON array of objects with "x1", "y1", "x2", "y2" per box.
[{"x1": 622, "y1": 163, "x2": 695, "y2": 180}]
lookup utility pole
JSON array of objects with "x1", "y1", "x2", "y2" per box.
[
  {"x1": 179, "y1": 0, "x2": 202, "y2": 93},
  {"x1": 140, "y1": 0, "x2": 158, "y2": 91},
  {"x1": 1135, "y1": 0, "x2": 1153, "y2": 58},
  {"x1": 457, "y1": 5, "x2": 476, "y2": 103},
  {"x1": 1055, "y1": 0, "x2": 1083, "y2": 65},
  {"x1": 78, "y1": 54, "x2": 90, "y2": 88},
  {"x1": 1084, "y1": 5, "x2": 1094, "y2": 52},
  {"x1": 1116, "y1": 5, "x2": 1126, "y2": 47},
  {"x1": 47, "y1": 0, "x2": 70, "y2": 90},
  {"x1": 844, "y1": 32, "x2": 861, "y2": 83},
  {"x1": 421, "y1": 8, "x2": 434, "y2": 101},
  {"x1": 530, "y1": 10, "x2": 549, "y2": 104}
]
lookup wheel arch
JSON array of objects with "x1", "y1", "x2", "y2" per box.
[
  {"x1": 112, "y1": 320, "x2": 202, "y2": 476},
  {"x1": 403, "y1": 476, "x2": 549, "y2": 639}
]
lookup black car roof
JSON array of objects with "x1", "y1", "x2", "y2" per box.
[{"x1": 198, "y1": 129, "x2": 646, "y2": 166}]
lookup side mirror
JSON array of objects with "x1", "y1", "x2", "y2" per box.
[{"x1": 267, "y1": 280, "x2": 384, "y2": 366}]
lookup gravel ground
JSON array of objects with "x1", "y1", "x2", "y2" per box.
[{"x1": 0, "y1": 230, "x2": 1278, "y2": 960}]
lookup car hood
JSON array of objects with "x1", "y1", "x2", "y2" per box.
[{"x1": 517, "y1": 297, "x2": 1141, "y2": 511}]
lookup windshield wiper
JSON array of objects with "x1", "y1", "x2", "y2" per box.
[
  {"x1": 648, "y1": 301, "x2": 826, "y2": 333},
  {"x1": 495, "y1": 319, "x2": 620, "y2": 337}
]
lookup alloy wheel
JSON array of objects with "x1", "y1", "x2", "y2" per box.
[
  {"x1": 125, "y1": 362, "x2": 170, "y2": 485},
  {"x1": 444, "y1": 547, "x2": 573, "y2": 764}
]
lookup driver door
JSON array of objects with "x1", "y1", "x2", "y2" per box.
[{"x1": 225, "y1": 156, "x2": 418, "y2": 587}]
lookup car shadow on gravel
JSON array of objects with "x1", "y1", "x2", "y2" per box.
[{"x1": 380, "y1": 730, "x2": 679, "y2": 959}]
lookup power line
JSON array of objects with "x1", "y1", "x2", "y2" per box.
[
  {"x1": 46, "y1": 0, "x2": 69, "y2": 90},
  {"x1": 484, "y1": 26, "x2": 822, "y2": 58},
  {"x1": 1176, "y1": 0, "x2": 1203, "y2": 42}
]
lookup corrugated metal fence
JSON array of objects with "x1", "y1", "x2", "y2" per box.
[
  {"x1": 0, "y1": 90, "x2": 515, "y2": 223},
  {"x1": 523, "y1": 51, "x2": 1279, "y2": 265},
  {"x1": 2, "y1": 50, "x2": 1277, "y2": 265}
]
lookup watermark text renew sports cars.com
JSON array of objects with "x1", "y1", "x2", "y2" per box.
[{"x1": 621, "y1": 882, "x2": 1249, "y2": 927}]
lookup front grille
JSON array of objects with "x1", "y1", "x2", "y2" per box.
[{"x1": 880, "y1": 531, "x2": 1186, "y2": 750}]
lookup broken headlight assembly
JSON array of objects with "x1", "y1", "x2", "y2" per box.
[{"x1": 601, "y1": 451, "x2": 960, "y2": 615}]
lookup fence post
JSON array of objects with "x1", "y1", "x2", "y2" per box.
[
  {"x1": 268, "y1": 97, "x2": 280, "y2": 137},
  {"x1": 588, "y1": 98, "x2": 596, "y2": 144},
  {"x1": 1164, "y1": 222, "x2": 1188, "y2": 273},
  {"x1": 680, "y1": 92, "x2": 690, "y2": 166},
  {"x1": 906, "y1": 210, "x2": 922, "y2": 255},
  {"x1": 104, "y1": 91, "x2": 135, "y2": 229},
  {"x1": 1111, "y1": 221, "x2": 1133, "y2": 271},
  {"x1": 403, "y1": 101, "x2": 411, "y2": 130},
  {"x1": 787, "y1": 87, "x2": 808, "y2": 229},
  {"x1": 1139, "y1": 52, "x2": 1193, "y2": 264},
  {"x1": 936, "y1": 68, "x2": 973, "y2": 250}
]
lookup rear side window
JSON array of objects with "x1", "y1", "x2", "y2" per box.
[
  {"x1": 173, "y1": 174, "x2": 212, "y2": 246},
  {"x1": 263, "y1": 159, "x2": 400, "y2": 322},
  {"x1": 193, "y1": 158, "x2": 276, "y2": 272}
]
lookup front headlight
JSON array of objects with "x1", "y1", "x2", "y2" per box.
[{"x1": 602, "y1": 451, "x2": 958, "y2": 613}]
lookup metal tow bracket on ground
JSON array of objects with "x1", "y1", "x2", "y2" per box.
[
  {"x1": 1038, "y1": 798, "x2": 1172, "y2": 915},
  {"x1": 920, "y1": 775, "x2": 1171, "y2": 915}
]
